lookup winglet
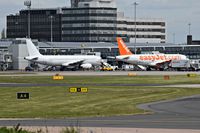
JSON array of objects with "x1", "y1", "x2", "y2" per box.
[{"x1": 117, "y1": 37, "x2": 133, "y2": 55}]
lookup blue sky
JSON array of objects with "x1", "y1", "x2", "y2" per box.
[{"x1": 0, "y1": 0, "x2": 199, "y2": 43}]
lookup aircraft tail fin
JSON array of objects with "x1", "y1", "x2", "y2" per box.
[
  {"x1": 26, "y1": 39, "x2": 42, "y2": 57},
  {"x1": 117, "y1": 37, "x2": 133, "y2": 55}
]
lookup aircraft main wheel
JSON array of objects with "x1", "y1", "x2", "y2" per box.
[
  {"x1": 146, "y1": 67, "x2": 151, "y2": 71},
  {"x1": 159, "y1": 68, "x2": 164, "y2": 71}
]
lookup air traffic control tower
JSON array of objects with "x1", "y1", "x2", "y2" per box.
[{"x1": 71, "y1": 0, "x2": 79, "y2": 7}]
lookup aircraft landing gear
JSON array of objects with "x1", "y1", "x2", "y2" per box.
[{"x1": 146, "y1": 67, "x2": 151, "y2": 71}]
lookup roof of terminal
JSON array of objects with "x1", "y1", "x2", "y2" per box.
[
  {"x1": 0, "y1": 40, "x2": 197, "y2": 49},
  {"x1": 0, "y1": 40, "x2": 12, "y2": 47},
  {"x1": 37, "y1": 42, "x2": 190, "y2": 49}
]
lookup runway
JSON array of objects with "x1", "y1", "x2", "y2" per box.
[
  {"x1": 0, "y1": 83, "x2": 163, "y2": 87},
  {"x1": 1, "y1": 83, "x2": 200, "y2": 88},
  {"x1": 0, "y1": 71, "x2": 200, "y2": 129},
  {"x1": 0, "y1": 95, "x2": 200, "y2": 129}
]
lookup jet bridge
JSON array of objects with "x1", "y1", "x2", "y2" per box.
[{"x1": 0, "y1": 52, "x2": 13, "y2": 71}]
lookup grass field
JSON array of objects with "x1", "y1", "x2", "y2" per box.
[{"x1": 0, "y1": 75, "x2": 200, "y2": 118}]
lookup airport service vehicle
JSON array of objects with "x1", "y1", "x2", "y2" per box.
[
  {"x1": 116, "y1": 37, "x2": 189, "y2": 70},
  {"x1": 24, "y1": 39, "x2": 102, "y2": 70},
  {"x1": 101, "y1": 61, "x2": 118, "y2": 71}
]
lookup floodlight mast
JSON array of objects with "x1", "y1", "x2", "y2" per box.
[
  {"x1": 133, "y1": 2, "x2": 138, "y2": 54},
  {"x1": 24, "y1": 0, "x2": 31, "y2": 38},
  {"x1": 188, "y1": 23, "x2": 191, "y2": 35},
  {"x1": 49, "y1": 16, "x2": 54, "y2": 42}
]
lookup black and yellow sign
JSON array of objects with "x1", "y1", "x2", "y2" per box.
[
  {"x1": 69, "y1": 87, "x2": 88, "y2": 93},
  {"x1": 53, "y1": 75, "x2": 64, "y2": 80},
  {"x1": 17, "y1": 92, "x2": 30, "y2": 99},
  {"x1": 187, "y1": 73, "x2": 197, "y2": 77}
]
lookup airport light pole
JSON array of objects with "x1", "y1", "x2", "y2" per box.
[
  {"x1": 24, "y1": 0, "x2": 31, "y2": 38},
  {"x1": 49, "y1": 16, "x2": 54, "y2": 42},
  {"x1": 133, "y1": 2, "x2": 138, "y2": 54},
  {"x1": 173, "y1": 33, "x2": 175, "y2": 44},
  {"x1": 188, "y1": 23, "x2": 191, "y2": 35}
]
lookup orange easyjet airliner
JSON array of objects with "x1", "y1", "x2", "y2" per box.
[{"x1": 116, "y1": 37, "x2": 189, "y2": 70}]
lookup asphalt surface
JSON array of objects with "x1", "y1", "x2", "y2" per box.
[
  {"x1": 1, "y1": 83, "x2": 200, "y2": 88},
  {"x1": 0, "y1": 83, "x2": 163, "y2": 87},
  {"x1": 0, "y1": 95, "x2": 200, "y2": 129},
  {"x1": 1, "y1": 71, "x2": 200, "y2": 129}
]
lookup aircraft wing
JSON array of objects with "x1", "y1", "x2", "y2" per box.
[
  {"x1": 137, "y1": 65, "x2": 146, "y2": 70},
  {"x1": 62, "y1": 60, "x2": 85, "y2": 66},
  {"x1": 24, "y1": 56, "x2": 38, "y2": 61},
  {"x1": 107, "y1": 55, "x2": 130, "y2": 59},
  {"x1": 150, "y1": 60, "x2": 172, "y2": 66},
  {"x1": 107, "y1": 56, "x2": 116, "y2": 59}
]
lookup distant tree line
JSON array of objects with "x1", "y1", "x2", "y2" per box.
[{"x1": 1, "y1": 28, "x2": 6, "y2": 39}]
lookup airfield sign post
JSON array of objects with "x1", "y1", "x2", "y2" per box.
[{"x1": 17, "y1": 92, "x2": 30, "y2": 99}]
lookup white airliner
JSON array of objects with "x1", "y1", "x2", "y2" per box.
[
  {"x1": 24, "y1": 39, "x2": 102, "y2": 69},
  {"x1": 116, "y1": 37, "x2": 189, "y2": 70}
]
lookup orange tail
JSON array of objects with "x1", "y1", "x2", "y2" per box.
[{"x1": 117, "y1": 37, "x2": 133, "y2": 55}]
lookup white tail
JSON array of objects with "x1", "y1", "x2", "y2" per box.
[{"x1": 26, "y1": 39, "x2": 42, "y2": 56}]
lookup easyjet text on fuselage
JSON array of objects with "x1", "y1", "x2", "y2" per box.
[{"x1": 139, "y1": 55, "x2": 181, "y2": 61}]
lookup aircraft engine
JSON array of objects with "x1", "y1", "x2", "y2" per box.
[{"x1": 80, "y1": 63, "x2": 92, "y2": 69}]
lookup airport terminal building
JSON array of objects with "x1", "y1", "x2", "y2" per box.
[
  {"x1": 61, "y1": 7, "x2": 117, "y2": 42},
  {"x1": 1, "y1": 37, "x2": 200, "y2": 70},
  {"x1": 2, "y1": 0, "x2": 199, "y2": 70},
  {"x1": 117, "y1": 12, "x2": 166, "y2": 43},
  {"x1": 6, "y1": 0, "x2": 166, "y2": 43},
  {"x1": 7, "y1": 8, "x2": 62, "y2": 42}
]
